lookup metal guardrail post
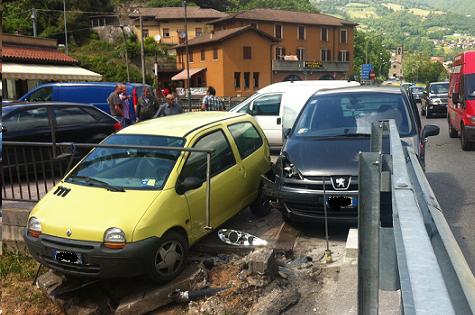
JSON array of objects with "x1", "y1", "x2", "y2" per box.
[{"x1": 358, "y1": 151, "x2": 381, "y2": 315}]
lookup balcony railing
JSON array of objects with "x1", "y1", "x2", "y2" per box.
[{"x1": 272, "y1": 60, "x2": 351, "y2": 72}]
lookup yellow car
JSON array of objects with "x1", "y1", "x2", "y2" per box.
[{"x1": 24, "y1": 112, "x2": 271, "y2": 282}]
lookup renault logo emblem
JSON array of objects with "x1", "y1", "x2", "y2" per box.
[
  {"x1": 66, "y1": 229, "x2": 72, "y2": 237},
  {"x1": 331, "y1": 176, "x2": 351, "y2": 190}
]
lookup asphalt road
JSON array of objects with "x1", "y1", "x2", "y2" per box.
[{"x1": 422, "y1": 112, "x2": 475, "y2": 274}]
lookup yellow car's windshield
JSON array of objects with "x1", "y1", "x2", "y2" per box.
[{"x1": 66, "y1": 134, "x2": 185, "y2": 190}]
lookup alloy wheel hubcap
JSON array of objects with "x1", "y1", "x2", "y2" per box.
[{"x1": 155, "y1": 240, "x2": 184, "y2": 275}]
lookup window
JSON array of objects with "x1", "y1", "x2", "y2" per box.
[
  {"x1": 201, "y1": 48, "x2": 205, "y2": 61},
  {"x1": 244, "y1": 72, "x2": 250, "y2": 89},
  {"x1": 213, "y1": 47, "x2": 218, "y2": 60},
  {"x1": 321, "y1": 27, "x2": 328, "y2": 41},
  {"x1": 253, "y1": 72, "x2": 259, "y2": 89},
  {"x1": 275, "y1": 47, "x2": 286, "y2": 60},
  {"x1": 252, "y1": 94, "x2": 282, "y2": 116},
  {"x1": 243, "y1": 46, "x2": 252, "y2": 60},
  {"x1": 3, "y1": 107, "x2": 49, "y2": 133},
  {"x1": 297, "y1": 48, "x2": 305, "y2": 61},
  {"x1": 338, "y1": 51, "x2": 350, "y2": 62},
  {"x1": 251, "y1": 22, "x2": 259, "y2": 29},
  {"x1": 228, "y1": 122, "x2": 263, "y2": 159},
  {"x1": 298, "y1": 25, "x2": 305, "y2": 40},
  {"x1": 54, "y1": 107, "x2": 97, "y2": 126},
  {"x1": 142, "y1": 29, "x2": 149, "y2": 38},
  {"x1": 180, "y1": 130, "x2": 236, "y2": 182},
  {"x1": 163, "y1": 28, "x2": 170, "y2": 38},
  {"x1": 195, "y1": 27, "x2": 202, "y2": 37},
  {"x1": 340, "y1": 29, "x2": 347, "y2": 43},
  {"x1": 321, "y1": 49, "x2": 331, "y2": 62},
  {"x1": 189, "y1": 49, "x2": 193, "y2": 62},
  {"x1": 234, "y1": 72, "x2": 241, "y2": 89},
  {"x1": 25, "y1": 87, "x2": 53, "y2": 102},
  {"x1": 274, "y1": 24, "x2": 283, "y2": 39}
]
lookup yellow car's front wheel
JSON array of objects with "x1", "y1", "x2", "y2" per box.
[{"x1": 148, "y1": 230, "x2": 188, "y2": 283}]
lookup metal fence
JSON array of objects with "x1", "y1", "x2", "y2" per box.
[
  {"x1": 174, "y1": 96, "x2": 246, "y2": 112},
  {"x1": 358, "y1": 120, "x2": 475, "y2": 314}
]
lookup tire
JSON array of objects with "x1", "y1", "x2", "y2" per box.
[
  {"x1": 148, "y1": 230, "x2": 188, "y2": 283},
  {"x1": 250, "y1": 185, "x2": 272, "y2": 217},
  {"x1": 461, "y1": 124, "x2": 472, "y2": 151},
  {"x1": 426, "y1": 109, "x2": 432, "y2": 118},
  {"x1": 448, "y1": 120, "x2": 458, "y2": 138}
]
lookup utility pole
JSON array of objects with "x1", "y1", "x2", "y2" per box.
[
  {"x1": 63, "y1": 0, "x2": 68, "y2": 54},
  {"x1": 139, "y1": 13, "x2": 146, "y2": 84},
  {"x1": 120, "y1": 24, "x2": 131, "y2": 82},
  {"x1": 183, "y1": 0, "x2": 192, "y2": 112},
  {"x1": 31, "y1": 8, "x2": 37, "y2": 37}
]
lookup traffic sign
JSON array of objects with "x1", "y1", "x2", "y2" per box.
[{"x1": 361, "y1": 64, "x2": 373, "y2": 80}]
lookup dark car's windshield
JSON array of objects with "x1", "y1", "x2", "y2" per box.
[
  {"x1": 429, "y1": 83, "x2": 449, "y2": 94},
  {"x1": 293, "y1": 92, "x2": 413, "y2": 137},
  {"x1": 411, "y1": 87, "x2": 424, "y2": 93},
  {"x1": 464, "y1": 73, "x2": 475, "y2": 99},
  {"x1": 66, "y1": 134, "x2": 185, "y2": 190}
]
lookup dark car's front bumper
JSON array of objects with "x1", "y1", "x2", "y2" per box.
[
  {"x1": 24, "y1": 231, "x2": 160, "y2": 278},
  {"x1": 427, "y1": 103, "x2": 448, "y2": 115},
  {"x1": 262, "y1": 175, "x2": 359, "y2": 223}
]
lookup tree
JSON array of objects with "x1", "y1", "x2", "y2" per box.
[
  {"x1": 352, "y1": 30, "x2": 391, "y2": 80},
  {"x1": 403, "y1": 54, "x2": 448, "y2": 83}
]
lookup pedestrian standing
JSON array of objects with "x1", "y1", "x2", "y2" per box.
[
  {"x1": 155, "y1": 94, "x2": 183, "y2": 117},
  {"x1": 201, "y1": 86, "x2": 224, "y2": 111},
  {"x1": 136, "y1": 87, "x2": 159, "y2": 122},
  {"x1": 107, "y1": 84, "x2": 126, "y2": 128},
  {"x1": 119, "y1": 89, "x2": 132, "y2": 127}
]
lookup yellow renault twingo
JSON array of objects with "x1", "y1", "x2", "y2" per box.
[{"x1": 24, "y1": 112, "x2": 271, "y2": 282}]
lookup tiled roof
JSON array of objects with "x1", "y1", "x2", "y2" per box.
[
  {"x1": 173, "y1": 25, "x2": 279, "y2": 49},
  {"x1": 3, "y1": 45, "x2": 78, "y2": 65},
  {"x1": 130, "y1": 6, "x2": 227, "y2": 20},
  {"x1": 209, "y1": 8, "x2": 357, "y2": 27}
]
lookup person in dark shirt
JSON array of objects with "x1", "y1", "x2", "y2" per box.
[
  {"x1": 136, "y1": 87, "x2": 159, "y2": 122},
  {"x1": 155, "y1": 94, "x2": 183, "y2": 117}
]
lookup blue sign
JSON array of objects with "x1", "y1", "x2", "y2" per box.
[{"x1": 361, "y1": 64, "x2": 373, "y2": 80}]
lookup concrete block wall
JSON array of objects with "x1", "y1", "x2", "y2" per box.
[{"x1": 1, "y1": 202, "x2": 34, "y2": 253}]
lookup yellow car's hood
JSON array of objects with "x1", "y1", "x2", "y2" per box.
[{"x1": 31, "y1": 182, "x2": 161, "y2": 242}]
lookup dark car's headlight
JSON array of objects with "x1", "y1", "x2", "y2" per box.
[
  {"x1": 277, "y1": 155, "x2": 303, "y2": 179},
  {"x1": 429, "y1": 97, "x2": 442, "y2": 105}
]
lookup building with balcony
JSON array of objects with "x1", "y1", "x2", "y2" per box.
[
  {"x1": 208, "y1": 8, "x2": 357, "y2": 81},
  {"x1": 173, "y1": 25, "x2": 278, "y2": 97},
  {"x1": 129, "y1": 7, "x2": 227, "y2": 46}
]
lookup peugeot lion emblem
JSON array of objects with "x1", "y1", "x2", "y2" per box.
[
  {"x1": 66, "y1": 228, "x2": 72, "y2": 237},
  {"x1": 331, "y1": 176, "x2": 351, "y2": 190}
]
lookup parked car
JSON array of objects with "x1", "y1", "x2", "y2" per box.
[
  {"x1": 2, "y1": 102, "x2": 121, "y2": 143},
  {"x1": 400, "y1": 82, "x2": 415, "y2": 92},
  {"x1": 18, "y1": 82, "x2": 153, "y2": 122},
  {"x1": 262, "y1": 87, "x2": 439, "y2": 225},
  {"x1": 409, "y1": 86, "x2": 425, "y2": 104},
  {"x1": 229, "y1": 80, "x2": 360, "y2": 148},
  {"x1": 421, "y1": 81, "x2": 449, "y2": 118},
  {"x1": 448, "y1": 51, "x2": 475, "y2": 150},
  {"x1": 24, "y1": 112, "x2": 272, "y2": 282}
]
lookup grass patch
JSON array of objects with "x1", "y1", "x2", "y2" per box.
[{"x1": 0, "y1": 249, "x2": 39, "y2": 280}]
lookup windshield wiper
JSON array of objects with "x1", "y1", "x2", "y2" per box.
[{"x1": 68, "y1": 175, "x2": 125, "y2": 192}]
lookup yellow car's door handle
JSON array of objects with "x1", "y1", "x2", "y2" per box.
[{"x1": 239, "y1": 166, "x2": 247, "y2": 178}]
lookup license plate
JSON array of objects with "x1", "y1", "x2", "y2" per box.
[
  {"x1": 325, "y1": 196, "x2": 358, "y2": 208},
  {"x1": 54, "y1": 250, "x2": 83, "y2": 264}
]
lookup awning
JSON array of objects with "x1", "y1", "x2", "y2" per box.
[
  {"x1": 2, "y1": 63, "x2": 102, "y2": 81},
  {"x1": 172, "y1": 67, "x2": 206, "y2": 81}
]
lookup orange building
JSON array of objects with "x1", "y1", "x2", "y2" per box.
[
  {"x1": 209, "y1": 8, "x2": 357, "y2": 81},
  {"x1": 129, "y1": 7, "x2": 227, "y2": 45},
  {"x1": 173, "y1": 26, "x2": 279, "y2": 97}
]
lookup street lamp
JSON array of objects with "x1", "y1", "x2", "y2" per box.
[
  {"x1": 119, "y1": 24, "x2": 131, "y2": 82},
  {"x1": 183, "y1": 0, "x2": 192, "y2": 112},
  {"x1": 364, "y1": 32, "x2": 385, "y2": 64}
]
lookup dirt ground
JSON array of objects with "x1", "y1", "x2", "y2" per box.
[{"x1": 0, "y1": 250, "x2": 62, "y2": 315}]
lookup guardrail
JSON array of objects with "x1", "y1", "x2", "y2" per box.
[{"x1": 358, "y1": 120, "x2": 475, "y2": 314}]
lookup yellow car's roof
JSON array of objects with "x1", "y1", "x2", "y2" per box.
[{"x1": 119, "y1": 112, "x2": 246, "y2": 138}]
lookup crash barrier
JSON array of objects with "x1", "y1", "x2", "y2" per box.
[
  {"x1": 1, "y1": 141, "x2": 215, "y2": 229},
  {"x1": 173, "y1": 96, "x2": 245, "y2": 112},
  {"x1": 358, "y1": 120, "x2": 475, "y2": 314}
]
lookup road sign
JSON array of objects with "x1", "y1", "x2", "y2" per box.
[{"x1": 361, "y1": 64, "x2": 373, "y2": 80}]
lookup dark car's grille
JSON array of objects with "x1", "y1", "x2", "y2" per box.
[
  {"x1": 285, "y1": 176, "x2": 358, "y2": 191},
  {"x1": 285, "y1": 201, "x2": 357, "y2": 217}
]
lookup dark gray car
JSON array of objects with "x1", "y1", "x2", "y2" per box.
[
  {"x1": 421, "y1": 82, "x2": 449, "y2": 118},
  {"x1": 263, "y1": 87, "x2": 439, "y2": 224}
]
